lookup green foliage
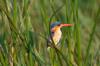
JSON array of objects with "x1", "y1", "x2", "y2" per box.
[{"x1": 0, "y1": 0, "x2": 100, "y2": 66}]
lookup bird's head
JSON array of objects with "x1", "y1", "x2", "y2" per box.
[{"x1": 50, "y1": 21, "x2": 73, "y2": 32}]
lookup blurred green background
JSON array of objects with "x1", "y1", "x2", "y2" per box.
[{"x1": 0, "y1": 0, "x2": 100, "y2": 66}]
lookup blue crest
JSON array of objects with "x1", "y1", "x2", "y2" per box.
[{"x1": 50, "y1": 21, "x2": 61, "y2": 29}]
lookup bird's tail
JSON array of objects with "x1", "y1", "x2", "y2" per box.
[{"x1": 47, "y1": 39, "x2": 52, "y2": 51}]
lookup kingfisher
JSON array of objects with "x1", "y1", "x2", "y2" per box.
[{"x1": 47, "y1": 21, "x2": 73, "y2": 48}]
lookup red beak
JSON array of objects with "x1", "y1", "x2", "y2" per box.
[{"x1": 61, "y1": 24, "x2": 73, "y2": 27}]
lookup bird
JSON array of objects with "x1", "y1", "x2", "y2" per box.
[{"x1": 47, "y1": 21, "x2": 73, "y2": 48}]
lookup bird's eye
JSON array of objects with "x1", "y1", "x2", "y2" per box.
[{"x1": 57, "y1": 24, "x2": 61, "y2": 26}]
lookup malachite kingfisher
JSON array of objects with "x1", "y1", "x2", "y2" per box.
[{"x1": 47, "y1": 21, "x2": 73, "y2": 48}]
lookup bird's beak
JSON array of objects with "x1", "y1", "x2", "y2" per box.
[{"x1": 61, "y1": 24, "x2": 74, "y2": 27}]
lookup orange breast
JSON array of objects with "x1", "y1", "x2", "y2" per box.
[{"x1": 52, "y1": 29, "x2": 62, "y2": 45}]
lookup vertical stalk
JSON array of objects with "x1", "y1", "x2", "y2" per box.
[
  {"x1": 13, "y1": 0, "x2": 17, "y2": 26},
  {"x1": 10, "y1": 0, "x2": 17, "y2": 66},
  {"x1": 65, "y1": 0, "x2": 73, "y2": 66},
  {"x1": 73, "y1": 0, "x2": 82, "y2": 66}
]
